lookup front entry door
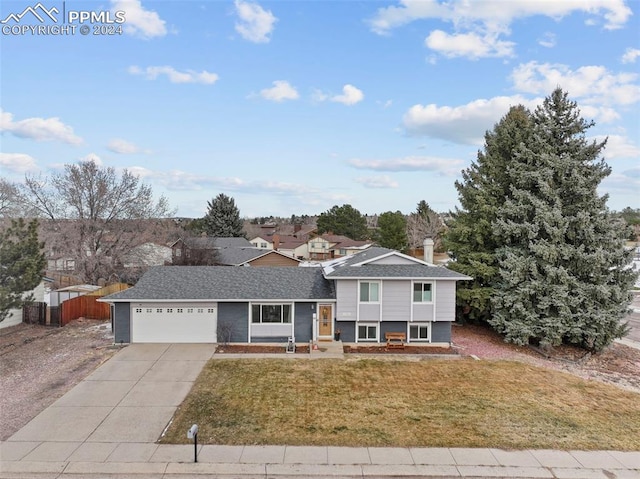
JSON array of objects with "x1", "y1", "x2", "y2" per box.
[{"x1": 318, "y1": 305, "x2": 332, "y2": 337}]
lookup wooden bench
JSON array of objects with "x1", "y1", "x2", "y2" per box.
[{"x1": 385, "y1": 332, "x2": 406, "y2": 350}]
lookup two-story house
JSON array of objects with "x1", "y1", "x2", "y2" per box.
[{"x1": 102, "y1": 246, "x2": 470, "y2": 345}]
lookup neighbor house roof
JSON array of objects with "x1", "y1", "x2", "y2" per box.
[
  {"x1": 172, "y1": 237, "x2": 253, "y2": 249},
  {"x1": 102, "y1": 266, "x2": 334, "y2": 301},
  {"x1": 216, "y1": 247, "x2": 300, "y2": 266}
]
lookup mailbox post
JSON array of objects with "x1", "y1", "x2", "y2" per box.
[{"x1": 187, "y1": 424, "x2": 199, "y2": 462}]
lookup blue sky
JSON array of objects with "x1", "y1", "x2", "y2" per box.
[{"x1": 1, "y1": 0, "x2": 638, "y2": 219}]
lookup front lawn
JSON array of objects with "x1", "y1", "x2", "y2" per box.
[{"x1": 161, "y1": 358, "x2": 640, "y2": 450}]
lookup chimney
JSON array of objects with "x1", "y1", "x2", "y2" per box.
[
  {"x1": 294, "y1": 224, "x2": 301, "y2": 233},
  {"x1": 423, "y1": 238, "x2": 434, "y2": 264},
  {"x1": 273, "y1": 234, "x2": 280, "y2": 250}
]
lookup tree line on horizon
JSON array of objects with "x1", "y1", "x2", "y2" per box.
[{"x1": 1, "y1": 88, "x2": 638, "y2": 352}]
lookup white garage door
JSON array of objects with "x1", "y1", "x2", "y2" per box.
[{"x1": 131, "y1": 303, "x2": 217, "y2": 343}]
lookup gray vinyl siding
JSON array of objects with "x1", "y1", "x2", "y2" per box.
[
  {"x1": 380, "y1": 321, "x2": 406, "y2": 337},
  {"x1": 432, "y1": 321, "x2": 451, "y2": 343},
  {"x1": 339, "y1": 321, "x2": 356, "y2": 342},
  {"x1": 336, "y1": 280, "x2": 357, "y2": 321},
  {"x1": 413, "y1": 303, "x2": 434, "y2": 321},
  {"x1": 293, "y1": 302, "x2": 313, "y2": 343},
  {"x1": 359, "y1": 302, "x2": 380, "y2": 321},
  {"x1": 114, "y1": 302, "x2": 131, "y2": 344},
  {"x1": 381, "y1": 281, "x2": 410, "y2": 321},
  {"x1": 435, "y1": 281, "x2": 456, "y2": 322},
  {"x1": 218, "y1": 302, "x2": 249, "y2": 342}
]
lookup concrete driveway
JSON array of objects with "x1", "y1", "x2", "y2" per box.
[{"x1": 4, "y1": 343, "x2": 215, "y2": 456}]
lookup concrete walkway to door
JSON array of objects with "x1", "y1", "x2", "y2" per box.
[{"x1": 2, "y1": 343, "x2": 640, "y2": 478}]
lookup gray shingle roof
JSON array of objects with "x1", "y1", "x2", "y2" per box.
[
  {"x1": 324, "y1": 264, "x2": 470, "y2": 279},
  {"x1": 323, "y1": 246, "x2": 471, "y2": 280},
  {"x1": 104, "y1": 266, "x2": 334, "y2": 301}
]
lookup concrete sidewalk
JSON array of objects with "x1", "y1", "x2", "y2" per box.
[{"x1": 1, "y1": 344, "x2": 639, "y2": 478}]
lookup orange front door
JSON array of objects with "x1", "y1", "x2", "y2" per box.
[{"x1": 318, "y1": 305, "x2": 332, "y2": 337}]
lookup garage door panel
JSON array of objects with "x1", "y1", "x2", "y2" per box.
[{"x1": 132, "y1": 303, "x2": 217, "y2": 343}]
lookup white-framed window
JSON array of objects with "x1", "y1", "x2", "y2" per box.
[
  {"x1": 177, "y1": 308, "x2": 183, "y2": 313},
  {"x1": 197, "y1": 308, "x2": 204, "y2": 313},
  {"x1": 167, "y1": 308, "x2": 173, "y2": 313},
  {"x1": 187, "y1": 308, "x2": 193, "y2": 313},
  {"x1": 357, "y1": 323, "x2": 378, "y2": 342},
  {"x1": 409, "y1": 323, "x2": 430, "y2": 342},
  {"x1": 207, "y1": 308, "x2": 215, "y2": 313},
  {"x1": 359, "y1": 281, "x2": 380, "y2": 302},
  {"x1": 261, "y1": 242, "x2": 267, "y2": 248},
  {"x1": 146, "y1": 308, "x2": 152, "y2": 313},
  {"x1": 413, "y1": 282, "x2": 433, "y2": 303},
  {"x1": 175, "y1": 248, "x2": 182, "y2": 257},
  {"x1": 156, "y1": 308, "x2": 163, "y2": 313},
  {"x1": 135, "y1": 308, "x2": 142, "y2": 313},
  {"x1": 251, "y1": 304, "x2": 292, "y2": 323}
]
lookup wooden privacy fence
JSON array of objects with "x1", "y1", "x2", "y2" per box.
[
  {"x1": 23, "y1": 302, "x2": 47, "y2": 325},
  {"x1": 59, "y1": 283, "x2": 129, "y2": 326},
  {"x1": 60, "y1": 295, "x2": 111, "y2": 325}
]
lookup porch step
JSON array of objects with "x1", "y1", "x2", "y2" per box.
[{"x1": 311, "y1": 340, "x2": 344, "y2": 357}]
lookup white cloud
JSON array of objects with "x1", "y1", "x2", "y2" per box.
[
  {"x1": 348, "y1": 156, "x2": 465, "y2": 176},
  {"x1": 369, "y1": 0, "x2": 631, "y2": 59},
  {"x1": 128, "y1": 65, "x2": 219, "y2": 84},
  {"x1": 402, "y1": 95, "x2": 539, "y2": 145},
  {"x1": 110, "y1": 0, "x2": 167, "y2": 38},
  {"x1": 259, "y1": 80, "x2": 299, "y2": 102},
  {"x1": 622, "y1": 48, "x2": 640, "y2": 64},
  {"x1": 593, "y1": 134, "x2": 640, "y2": 160},
  {"x1": 538, "y1": 32, "x2": 556, "y2": 48},
  {"x1": 425, "y1": 30, "x2": 515, "y2": 59},
  {"x1": 79, "y1": 153, "x2": 103, "y2": 166},
  {"x1": 510, "y1": 61, "x2": 640, "y2": 106},
  {"x1": 331, "y1": 84, "x2": 364, "y2": 105},
  {"x1": 0, "y1": 152, "x2": 38, "y2": 173},
  {"x1": 312, "y1": 85, "x2": 364, "y2": 105},
  {"x1": 369, "y1": 0, "x2": 631, "y2": 34},
  {"x1": 234, "y1": 0, "x2": 277, "y2": 43},
  {"x1": 354, "y1": 176, "x2": 399, "y2": 189},
  {"x1": 107, "y1": 138, "x2": 148, "y2": 154},
  {"x1": 0, "y1": 109, "x2": 82, "y2": 145}
]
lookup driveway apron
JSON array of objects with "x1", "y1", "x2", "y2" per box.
[{"x1": 5, "y1": 343, "x2": 215, "y2": 445}]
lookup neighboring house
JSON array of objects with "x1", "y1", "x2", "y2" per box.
[
  {"x1": 250, "y1": 236, "x2": 273, "y2": 249},
  {"x1": 307, "y1": 234, "x2": 372, "y2": 260},
  {"x1": 171, "y1": 237, "x2": 253, "y2": 264},
  {"x1": 0, "y1": 278, "x2": 53, "y2": 329},
  {"x1": 102, "y1": 246, "x2": 470, "y2": 345},
  {"x1": 122, "y1": 242, "x2": 172, "y2": 268},
  {"x1": 217, "y1": 247, "x2": 300, "y2": 267},
  {"x1": 274, "y1": 235, "x2": 308, "y2": 260}
]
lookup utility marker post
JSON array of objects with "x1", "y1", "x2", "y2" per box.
[{"x1": 187, "y1": 424, "x2": 199, "y2": 462}]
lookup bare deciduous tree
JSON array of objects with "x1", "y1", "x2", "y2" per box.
[
  {"x1": 0, "y1": 178, "x2": 31, "y2": 219},
  {"x1": 22, "y1": 160, "x2": 174, "y2": 284},
  {"x1": 406, "y1": 200, "x2": 445, "y2": 251}
]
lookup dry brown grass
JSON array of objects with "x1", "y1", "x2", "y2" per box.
[{"x1": 161, "y1": 358, "x2": 640, "y2": 450}]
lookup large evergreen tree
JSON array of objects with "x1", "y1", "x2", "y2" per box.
[
  {"x1": 202, "y1": 194, "x2": 245, "y2": 237},
  {"x1": 445, "y1": 105, "x2": 533, "y2": 321},
  {"x1": 0, "y1": 219, "x2": 46, "y2": 322},
  {"x1": 376, "y1": 211, "x2": 408, "y2": 251},
  {"x1": 490, "y1": 89, "x2": 635, "y2": 351},
  {"x1": 316, "y1": 204, "x2": 369, "y2": 240}
]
